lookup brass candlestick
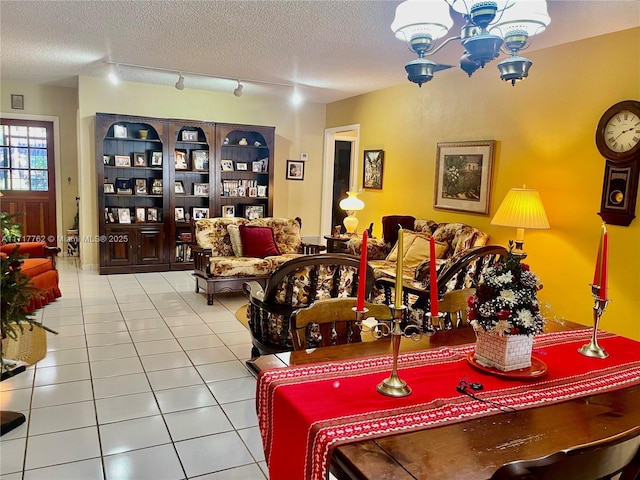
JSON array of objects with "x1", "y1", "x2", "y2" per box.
[
  {"x1": 578, "y1": 285, "x2": 609, "y2": 359},
  {"x1": 376, "y1": 305, "x2": 422, "y2": 397}
]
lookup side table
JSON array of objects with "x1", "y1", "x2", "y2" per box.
[{"x1": 323, "y1": 235, "x2": 351, "y2": 254}]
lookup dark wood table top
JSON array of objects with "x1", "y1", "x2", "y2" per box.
[{"x1": 250, "y1": 321, "x2": 640, "y2": 480}]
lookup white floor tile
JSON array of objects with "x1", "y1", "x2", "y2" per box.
[
  {"x1": 84, "y1": 320, "x2": 128, "y2": 334},
  {"x1": 86, "y1": 331, "x2": 133, "y2": 347},
  {"x1": 129, "y1": 327, "x2": 173, "y2": 343},
  {"x1": 1, "y1": 387, "x2": 31, "y2": 411},
  {"x1": 24, "y1": 426, "x2": 101, "y2": 470},
  {"x1": 118, "y1": 301, "x2": 154, "y2": 311},
  {"x1": 122, "y1": 309, "x2": 161, "y2": 321},
  {"x1": 88, "y1": 343, "x2": 138, "y2": 361},
  {"x1": 164, "y1": 404, "x2": 234, "y2": 442},
  {"x1": 175, "y1": 431, "x2": 254, "y2": 478},
  {"x1": 138, "y1": 351, "x2": 192, "y2": 372},
  {"x1": 99, "y1": 415, "x2": 171, "y2": 456},
  {"x1": 23, "y1": 458, "x2": 104, "y2": 480},
  {"x1": 168, "y1": 324, "x2": 214, "y2": 338},
  {"x1": 90, "y1": 356, "x2": 144, "y2": 378},
  {"x1": 177, "y1": 335, "x2": 223, "y2": 351},
  {"x1": 93, "y1": 373, "x2": 151, "y2": 399},
  {"x1": 238, "y1": 426, "x2": 266, "y2": 462},
  {"x1": 216, "y1": 330, "x2": 252, "y2": 346},
  {"x1": 155, "y1": 384, "x2": 216, "y2": 414},
  {"x1": 29, "y1": 400, "x2": 97, "y2": 435},
  {"x1": 37, "y1": 348, "x2": 88, "y2": 367},
  {"x1": 103, "y1": 444, "x2": 184, "y2": 480},
  {"x1": 34, "y1": 363, "x2": 90, "y2": 386},
  {"x1": 46, "y1": 335, "x2": 87, "y2": 351},
  {"x1": 31, "y1": 380, "x2": 93, "y2": 408},
  {"x1": 221, "y1": 399, "x2": 259, "y2": 429},
  {"x1": 196, "y1": 360, "x2": 252, "y2": 383},
  {"x1": 208, "y1": 376, "x2": 256, "y2": 404},
  {"x1": 0, "y1": 437, "x2": 26, "y2": 474},
  {"x1": 195, "y1": 463, "x2": 266, "y2": 480},
  {"x1": 146, "y1": 366, "x2": 205, "y2": 391},
  {"x1": 0, "y1": 368, "x2": 35, "y2": 392},
  {"x1": 83, "y1": 311, "x2": 124, "y2": 323},
  {"x1": 186, "y1": 346, "x2": 236, "y2": 365},
  {"x1": 134, "y1": 338, "x2": 182, "y2": 356},
  {"x1": 125, "y1": 317, "x2": 168, "y2": 331},
  {"x1": 163, "y1": 315, "x2": 204, "y2": 326},
  {"x1": 96, "y1": 392, "x2": 160, "y2": 424}
]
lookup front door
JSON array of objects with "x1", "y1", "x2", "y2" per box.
[{"x1": 0, "y1": 119, "x2": 57, "y2": 246}]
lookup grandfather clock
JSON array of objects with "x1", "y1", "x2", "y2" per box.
[{"x1": 595, "y1": 100, "x2": 640, "y2": 226}]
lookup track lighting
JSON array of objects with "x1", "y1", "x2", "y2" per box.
[
  {"x1": 233, "y1": 81, "x2": 243, "y2": 97},
  {"x1": 175, "y1": 74, "x2": 185, "y2": 91}
]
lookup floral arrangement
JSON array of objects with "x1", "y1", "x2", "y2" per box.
[{"x1": 468, "y1": 243, "x2": 544, "y2": 336}]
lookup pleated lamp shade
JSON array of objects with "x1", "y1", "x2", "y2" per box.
[{"x1": 491, "y1": 187, "x2": 549, "y2": 254}]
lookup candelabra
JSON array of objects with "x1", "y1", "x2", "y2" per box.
[
  {"x1": 578, "y1": 285, "x2": 609, "y2": 359},
  {"x1": 356, "y1": 305, "x2": 436, "y2": 397}
]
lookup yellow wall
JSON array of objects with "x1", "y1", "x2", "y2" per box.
[
  {"x1": 0, "y1": 82, "x2": 79, "y2": 239},
  {"x1": 77, "y1": 76, "x2": 327, "y2": 268},
  {"x1": 327, "y1": 28, "x2": 640, "y2": 340}
]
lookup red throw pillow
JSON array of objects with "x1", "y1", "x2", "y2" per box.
[{"x1": 239, "y1": 225, "x2": 281, "y2": 258}]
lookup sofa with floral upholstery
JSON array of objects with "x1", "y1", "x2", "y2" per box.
[
  {"x1": 346, "y1": 215, "x2": 506, "y2": 329},
  {"x1": 192, "y1": 217, "x2": 322, "y2": 304}
]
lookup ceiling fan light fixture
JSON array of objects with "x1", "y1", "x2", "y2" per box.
[
  {"x1": 497, "y1": 55, "x2": 532, "y2": 86},
  {"x1": 391, "y1": 0, "x2": 550, "y2": 86}
]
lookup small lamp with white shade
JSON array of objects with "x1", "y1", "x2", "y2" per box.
[
  {"x1": 339, "y1": 191, "x2": 365, "y2": 234},
  {"x1": 491, "y1": 186, "x2": 550, "y2": 258}
]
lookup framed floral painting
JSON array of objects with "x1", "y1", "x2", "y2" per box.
[
  {"x1": 363, "y1": 149, "x2": 384, "y2": 189},
  {"x1": 434, "y1": 140, "x2": 495, "y2": 215}
]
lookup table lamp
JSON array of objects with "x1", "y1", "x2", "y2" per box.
[
  {"x1": 491, "y1": 186, "x2": 550, "y2": 258},
  {"x1": 339, "y1": 191, "x2": 365, "y2": 234}
]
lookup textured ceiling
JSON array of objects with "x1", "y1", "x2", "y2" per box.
[{"x1": 1, "y1": 0, "x2": 638, "y2": 104}]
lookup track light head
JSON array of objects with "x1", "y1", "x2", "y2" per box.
[
  {"x1": 175, "y1": 74, "x2": 185, "y2": 91},
  {"x1": 233, "y1": 81, "x2": 243, "y2": 97}
]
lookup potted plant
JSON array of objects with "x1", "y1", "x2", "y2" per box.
[
  {"x1": 1, "y1": 247, "x2": 55, "y2": 375},
  {"x1": 467, "y1": 242, "x2": 544, "y2": 371}
]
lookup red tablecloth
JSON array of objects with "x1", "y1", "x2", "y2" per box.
[{"x1": 257, "y1": 329, "x2": 640, "y2": 480}]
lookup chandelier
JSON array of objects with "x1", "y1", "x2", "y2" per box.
[{"x1": 391, "y1": 0, "x2": 550, "y2": 86}]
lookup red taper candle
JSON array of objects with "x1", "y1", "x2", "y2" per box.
[
  {"x1": 356, "y1": 230, "x2": 368, "y2": 311},
  {"x1": 593, "y1": 223, "x2": 605, "y2": 286},
  {"x1": 599, "y1": 231, "x2": 608, "y2": 300}
]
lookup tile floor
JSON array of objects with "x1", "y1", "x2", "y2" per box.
[{"x1": 0, "y1": 258, "x2": 269, "y2": 480}]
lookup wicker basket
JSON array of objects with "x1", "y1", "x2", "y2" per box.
[
  {"x1": 1, "y1": 324, "x2": 48, "y2": 366},
  {"x1": 474, "y1": 330, "x2": 532, "y2": 371}
]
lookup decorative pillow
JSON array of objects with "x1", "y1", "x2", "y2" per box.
[
  {"x1": 403, "y1": 232, "x2": 448, "y2": 268},
  {"x1": 385, "y1": 232, "x2": 417, "y2": 262},
  {"x1": 239, "y1": 225, "x2": 280, "y2": 258},
  {"x1": 227, "y1": 224, "x2": 243, "y2": 257}
]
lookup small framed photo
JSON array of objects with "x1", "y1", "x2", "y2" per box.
[
  {"x1": 434, "y1": 140, "x2": 496, "y2": 215},
  {"x1": 104, "y1": 183, "x2": 115, "y2": 194},
  {"x1": 244, "y1": 205, "x2": 264, "y2": 220},
  {"x1": 175, "y1": 181, "x2": 185, "y2": 194},
  {"x1": 257, "y1": 185, "x2": 267, "y2": 197},
  {"x1": 147, "y1": 207, "x2": 158, "y2": 222},
  {"x1": 151, "y1": 178, "x2": 163, "y2": 195},
  {"x1": 113, "y1": 125, "x2": 127, "y2": 138},
  {"x1": 116, "y1": 178, "x2": 132, "y2": 194},
  {"x1": 182, "y1": 130, "x2": 198, "y2": 142},
  {"x1": 11, "y1": 94, "x2": 24, "y2": 110},
  {"x1": 151, "y1": 151, "x2": 163, "y2": 167},
  {"x1": 175, "y1": 150, "x2": 188, "y2": 170},
  {"x1": 135, "y1": 207, "x2": 146, "y2": 223},
  {"x1": 286, "y1": 160, "x2": 304, "y2": 180},
  {"x1": 103, "y1": 155, "x2": 112, "y2": 166},
  {"x1": 222, "y1": 205, "x2": 235, "y2": 218},
  {"x1": 106, "y1": 209, "x2": 117, "y2": 223},
  {"x1": 193, "y1": 183, "x2": 209, "y2": 196},
  {"x1": 236, "y1": 162, "x2": 248, "y2": 171},
  {"x1": 118, "y1": 208, "x2": 131, "y2": 224},
  {"x1": 115, "y1": 155, "x2": 131, "y2": 167},
  {"x1": 133, "y1": 152, "x2": 147, "y2": 167},
  {"x1": 221, "y1": 160, "x2": 234, "y2": 172},
  {"x1": 175, "y1": 207, "x2": 185, "y2": 222},
  {"x1": 300, "y1": 152, "x2": 309, "y2": 161},
  {"x1": 135, "y1": 178, "x2": 148, "y2": 195},
  {"x1": 363, "y1": 149, "x2": 384, "y2": 190},
  {"x1": 248, "y1": 187, "x2": 257, "y2": 198},
  {"x1": 237, "y1": 186, "x2": 246, "y2": 197},
  {"x1": 252, "y1": 161, "x2": 263, "y2": 172},
  {"x1": 192, "y1": 207, "x2": 209, "y2": 219},
  {"x1": 192, "y1": 150, "x2": 209, "y2": 171}
]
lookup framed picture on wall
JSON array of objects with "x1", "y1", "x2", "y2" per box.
[
  {"x1": 362, "y1": 149, "x2": 384, "y2": 190},
  {"x1": 286, "y1": 160, "x2": 304, "y2": 180},
  {"x1": 433, "y1": 140, "x2": 495, "y2": 215},
  {"x1": 244, "y1": 205, "x2": 264, "y2": 220},
  {"x1": 151, "y1": 151, "x2": 163, "y2": 167},
  {"x1": 192, "y1": 207, "x2": 209, "y2": 219}
]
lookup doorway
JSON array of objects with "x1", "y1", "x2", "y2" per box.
[{"x1": 321, "y1": 125, "x2": 360, "y2": 240}]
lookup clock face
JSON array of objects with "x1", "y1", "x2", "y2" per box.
[{"x1": 604, "y1": 109, "x2": 640, "y2": 153}]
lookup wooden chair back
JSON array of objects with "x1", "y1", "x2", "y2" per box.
[
  {"x1": 490, "y1": 425, "x2": 640, "y2": 480},
  {"x1": 432, "y1": 288, "x2": 475, "y2": 330},
  {"x1": 291, "y1": 298, "x2": 393, "y2": 350}
]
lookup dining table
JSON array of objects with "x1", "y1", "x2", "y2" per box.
[{"x1": 249, "y1": 319, "x2": 640, "y2": 480}]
